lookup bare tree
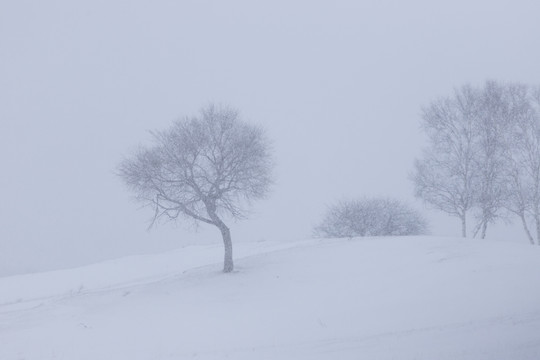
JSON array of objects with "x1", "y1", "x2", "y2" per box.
[
  {"x1": 314, "y1": 197, "x2": 428, "y2": 238},
  {"x1": 118, "y1": 104, "x2": 273, "y2": 272},
  {"x1": 470, "y1": 81, "x2": 514, "y2": 238},
  {"x1": 505, "y1": 86, "x2": 540, "y2": 245},
  {"x1": 414, "y1": 80, "x2": 540, "y2": 241},
  {"x1": 412, "y1": 85, "x2": 479, "y2": 237}
]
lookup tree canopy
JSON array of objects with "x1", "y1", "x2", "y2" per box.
[{"x1": 118, "y1": 104, "x2": 273, "y2": 272}]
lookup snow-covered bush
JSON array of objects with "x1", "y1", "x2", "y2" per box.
[{"x1": 314, "y1": 197, "x2": 428, "y2": 238}]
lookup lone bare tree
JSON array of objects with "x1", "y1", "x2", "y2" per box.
[
  {"x1": 314, "y1": 197, "x2": 428, "y2": 238},
  {"x1": 118, "y1": 104, "x2": 273, "y2": 272}
]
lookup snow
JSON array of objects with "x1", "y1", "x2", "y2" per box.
[{"x1": 1, "y1": 236, "x2": 540, "y2": 359}]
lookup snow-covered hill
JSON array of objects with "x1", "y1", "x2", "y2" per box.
[{"x1": 1, "y1": 236, "x2": 540, "y2": 359}]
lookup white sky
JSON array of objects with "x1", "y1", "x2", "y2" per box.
[{"x1": 2, "y1": 0, "x2": 540, "y2": 275}]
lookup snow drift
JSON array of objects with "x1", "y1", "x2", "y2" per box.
[{"x1": 1, "y1": 236, "x2": 540, "y2": 359}]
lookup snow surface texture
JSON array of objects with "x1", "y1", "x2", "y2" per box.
[{"x1": 1, "y1": 236, "x2": 540, "y2": 359}]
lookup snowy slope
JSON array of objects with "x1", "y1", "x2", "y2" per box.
[{"x1": 1, "y1": 236, "x2": 540, "y2": 360}]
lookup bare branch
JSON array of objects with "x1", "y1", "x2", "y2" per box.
[{"x1": 117, "y1": 103, "x2": 274, "y2": 272}]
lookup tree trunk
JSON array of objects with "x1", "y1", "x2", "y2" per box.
[
  {"x1": 218, "y1": 224, "x2": 234, "y2": 272},
  {"x1": 472, "y1": 221, "x2": 481, "y2": 238},
  {"x1": 480, "y1": 221, "x2": 488, "y2": 239},
  {"x1": 461, "y1": 214, "x2": 467, "y2": 238},
  {"x1": 519, "y1": 213, "x2": 535, "y2": 245},
  {"x1": 535, "y1": 214, "x2": 540, "y2": 246},
  {"x1": 204, "y1": 201, "x2": 234, "y2": 273}
]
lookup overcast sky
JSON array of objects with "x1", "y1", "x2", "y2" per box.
[{"x1": 2, "y1": 0, "x2": 540, "y2": 276}]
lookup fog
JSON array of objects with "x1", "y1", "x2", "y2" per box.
[{"x1": 2, "y1": 0, "x2": 540, "y2": 276}]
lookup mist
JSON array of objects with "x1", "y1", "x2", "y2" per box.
[{"x1": 2, "y1": 0, "x2": 540, "y2": 276}]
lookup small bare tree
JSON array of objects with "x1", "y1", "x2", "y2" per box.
[
  {"x1": 314, "y1": 197, "x2": 428, "y2": 238},
  {"x1": 118, "y1": 104, "x2": 273, "y2": 272}
]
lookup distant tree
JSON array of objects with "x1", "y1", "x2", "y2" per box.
[
  {"x1": 412, "y1": 85, "x2": 479, "y2": 237},
  {"x1": 314, "y1": 197, "x2": 428, "y2": 238},
  {"x1": 471, "y1": 81, "x2": 515, "y2": 238},
  {"x1": 118, "y1": 104, "x2": 273, "y2": 272},
  {"x1": 414, "y1": 80, "x2": 540, "y2": 241},
  {"x1": 504, "y1": 85, "x2": 540, "y2": 245}
]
